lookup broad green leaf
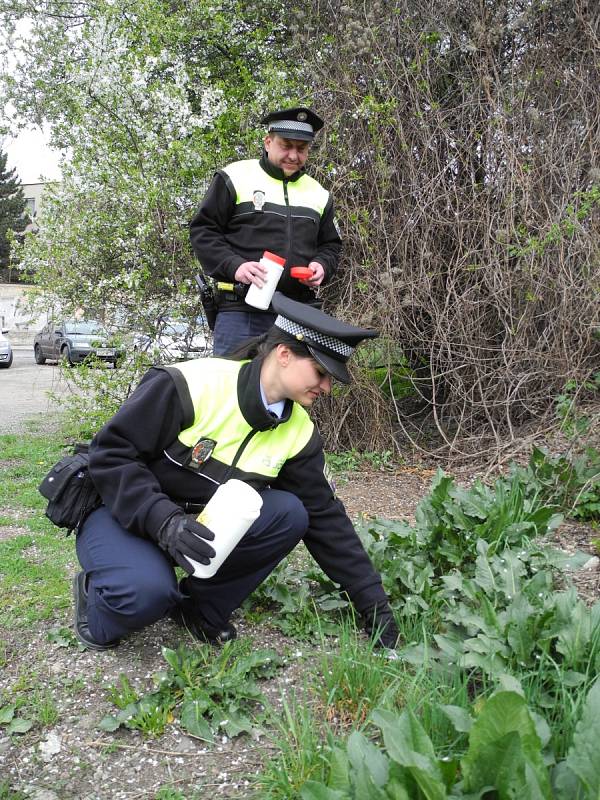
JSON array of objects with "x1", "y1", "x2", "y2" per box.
[
  {"x1": 353, "y1": 761, "x2": 389, "y2": 799},
  {"x1": 371, "y1": 708, "x2": 447, "y2": 800},
  {"x1": 0, "y1": 704, "x2": 16, "y2": 724},
  {"x1": 556, "y1": 601, "x2": 593, "y2": 667},
  {"x1": 462, "y1": 691, "x2": 551, "y2": 798},
  {"x1": 7, "y1": 717, "x2": 33, "y2": 734},
  {"x1": 496, "y1": 549, "x2": 526, "y2": 597},
  {"x1": 220, "y1": 709, "x2": 254, "y2": 738},
  {"x1": 328, "y1": 746, "x2": 351, "y2": 791},
  {"x1": 563, "y1": 678, "x2": 600, "y2": 794},
  {"x1": 462, "y1": 651, "x2": 507, "y2": 676},
  {"x1": 434, "y1": 633, "x2": 465, "y2": 662},
  {"x1": 474, "y1": 550, "x2": 496, "y2": 594},
  {"x1": 497, "y1": 673, "x2": 524, "y2": 696},
  {"x1": 439, "y1": 704, "x2": 473, "y2": 733},
  {"x1": 98, "y1": 715, "x2": 122, "y2": 732},
  {"x1": 551, "y1": 761, "x2": 585, "y2": 800},
  {"x1": 543, "y1": 549, "x2": 594, "y2": 570},
  {"x1": 180, "y1": 699, "x2": 214, "y2": 742},
  {"x1": 300, "y1": 781, "x2": 347, "y2": 800},
  {"x1": 505, "y1": 594, "x2": 536, "y2": 663},
  {"x1": 347, "y1": 730, "x2": 389, "y2": 787}
]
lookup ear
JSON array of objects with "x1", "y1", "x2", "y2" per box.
[
  {"x1": 264, "y1": 134, "x2": 273, "y2": 150},
  {"x1": 276, "y1": 343, "x2": 292, "y2": 368}
]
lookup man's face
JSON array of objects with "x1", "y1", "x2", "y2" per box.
[{"x1": 264, "y1": 133, "x2": 310, "y2": 176}]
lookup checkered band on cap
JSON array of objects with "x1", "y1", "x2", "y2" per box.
[
  {"x1": 269, "y1": 120, "x2": 314, "y2": 135},
  {"x1": 275, "y1": 316, "x2": 354, "y2": 358}
]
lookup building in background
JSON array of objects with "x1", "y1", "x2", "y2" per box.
[{"x1": 22, "y1": 182, "x2": 46, "y2": 232}]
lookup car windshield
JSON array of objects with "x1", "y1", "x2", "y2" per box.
[{"x1": 65, "y1": 321, "x2": 106, "y2": 335}]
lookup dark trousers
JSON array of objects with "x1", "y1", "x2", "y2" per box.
[
  {"x1": 75, "y1": 490, "x2": 308, "y2": 644},
  {"x1": 213, "y1": 310, "x2": 275, "y2": 356}
]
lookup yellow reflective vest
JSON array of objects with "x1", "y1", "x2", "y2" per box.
[{"x1": 163, "y1": 358, "x2": 315, "y2": 485}]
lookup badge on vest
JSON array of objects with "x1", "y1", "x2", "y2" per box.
[
  {"x1": 190, "y1": 438, "x2": 217, "y2": 468},
  {"x1": 253, "y1": 190, "x2": 265, "y2": 212}
]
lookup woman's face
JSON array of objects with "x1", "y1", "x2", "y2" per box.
[{"x1": 281, "y1": 351, "x2": 332, "y2": 406}]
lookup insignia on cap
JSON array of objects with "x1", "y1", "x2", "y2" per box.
[
  {"x1": 296, "y1": 333, "x2": 304, "y2": 341},
  {"x1": 297, "y1": 111, "x2": 308, "y2": 121}
]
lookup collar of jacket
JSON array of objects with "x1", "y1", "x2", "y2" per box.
[
  {"x1": 237, "y1": 358, "x2": 294, "y2": 430},
  {"x1": 260, "y1": 150, "x2": 304, "y2": 183}
]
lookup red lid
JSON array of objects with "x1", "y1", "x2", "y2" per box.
[
  {"x1": 290, "y1": 266, "x2": 313, "y2": 279},
  {"x1": 263, "y1": 251, "x2": 286, "y2": 266}
]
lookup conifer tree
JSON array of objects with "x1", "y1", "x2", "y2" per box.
[{"x1": 0, "y1": 149, "x2": 27, "y2": 272}]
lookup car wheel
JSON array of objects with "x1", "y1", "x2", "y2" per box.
[
  {"x1": 34, "y1": 344, "x2": 46, "y2": 365},
  {"x1": 61, "y1": 345, "x2": 74, "y2": 366}
]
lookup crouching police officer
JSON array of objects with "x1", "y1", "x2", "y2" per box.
[{"x1": 72, "y1": 293, "x2": 398, "y2": 651}]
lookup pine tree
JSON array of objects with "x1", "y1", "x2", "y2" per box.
[{"x1": 0, "y1": 149, "x2": 28, "y2": 273}]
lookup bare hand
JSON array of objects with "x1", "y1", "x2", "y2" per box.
[
  {"x1": 235, "y1": 261, "x2": 267, "y2": 287},
  {"x1": 299, "y1": 261, "x2": 325, "y2": 287}
]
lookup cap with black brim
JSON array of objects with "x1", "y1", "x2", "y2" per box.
[
  {"x1": 271, "y1": 292, "x2": 378, "y2": 384},
  {"x1": 260, "y1": 107, "x2": 325, "y2": 143}
]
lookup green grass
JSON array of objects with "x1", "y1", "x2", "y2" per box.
[
  {"x1": 0, "y1": 781, "x2": 27, "y2": 800},
  {"x1": 0, "y1": 433, "x2": 77, "y2": 627}
]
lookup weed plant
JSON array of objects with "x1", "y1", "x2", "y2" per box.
[{"x1": 100, "y1": 641, "x2": 284, "y2": 740}]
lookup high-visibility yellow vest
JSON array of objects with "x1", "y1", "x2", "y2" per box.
[
  {"x1": 163, "y1": 358, "x2": 314, "y2": 482},
  {"x1": 222, "y1": 159, "x2": 330, "y2": 218}
]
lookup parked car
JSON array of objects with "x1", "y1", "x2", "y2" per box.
[
  {"x1": 33, "y1": 320, "x2": 124, "y2": 367},
  {"x1": 0, "y1": 328, "x2": 13, "y2": 369},
  {"x1": 133, "y1": 316, "x2": 211, "y2": 363}
]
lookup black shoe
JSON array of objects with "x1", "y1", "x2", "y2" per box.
[
  {"x1": 72, "y1": 571, "x2": 119, "y2": 651},
  {"x1": 169, "y1": 604, "x2": 237, "y2": 644}
]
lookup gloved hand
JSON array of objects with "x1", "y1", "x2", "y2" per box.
[
  {"x1": 362, "y1": 602, "x2": 400, "y2": 649},
  {"x1": 156, "y1": 513, "x2": 216, "y2": 573}
]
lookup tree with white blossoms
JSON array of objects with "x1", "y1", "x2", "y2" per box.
[{"x1": 0, "y1": 0, "x2": 301, "y2": 337}]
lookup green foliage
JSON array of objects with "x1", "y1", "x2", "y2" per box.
[
  {"x1": 100, "y1": 641, "x2": 283, "y2": 739},
  {"x1": 47, "y1": 353, "x2": 154, "y2": 440},
  {"x1": 0, "y1": 149, "x2": 27, "y2": 272},
  {"x1": 555, "y1": 371, "x2": 600, "y2": 439},
  {"x1": 301, "y1": 680, "x2": 600, "y2": 798},
  {"x1": 0, "y1": 704, "x2": 33, "y2": 735},
  {"x1": 325, "y1": 449, "x2": 397, "y2": 476},
  {"x1": 1, "y1": 0, "x2": 303, "y2": 334},
  {"x1": 0, "y1": 435, "x2": 77, "y2": 628},
  {"x1": 511, "y1": 446, "x2": 600, "y2": 521},
  {"x1": 509, "y1": 186, "x2": 600, "y2": 259},
  {"x1": 0, "y1": 781, "x2": 27, "y2": 800}
]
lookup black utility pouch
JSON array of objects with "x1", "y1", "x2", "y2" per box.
[{"x1": 38, "y1": 447, "x2": 102, "y2": 534}]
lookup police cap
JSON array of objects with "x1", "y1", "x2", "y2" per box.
[
  {"x1": 260, "y1": 107, "x2": 324, "y2": 142},
  {"x1": 271, "y1": 292, "x2": 378, "y2": 384}
]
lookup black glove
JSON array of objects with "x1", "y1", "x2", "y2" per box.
[
  {"x1": 156, "y1": 513, "x2": 216, "y2": 573},
  {"x1": 362, "y1": 602, "x2": 399, "y2": 649}
]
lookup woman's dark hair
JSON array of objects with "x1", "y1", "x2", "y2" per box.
[{"x1": 226, "y1": 326, "x2": 312, "y2": 361}]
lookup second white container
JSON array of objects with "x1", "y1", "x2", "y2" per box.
[
  {"x1": 245, "y1": 251, "x2": 285, "y2": 310},
  {"x1": 184, "y1": 479, "x2": 263, "y2": 578}
]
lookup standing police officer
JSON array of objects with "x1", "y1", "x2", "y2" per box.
[{"x1": 190, "y1": 106, "x2": 342, "y2": 356}]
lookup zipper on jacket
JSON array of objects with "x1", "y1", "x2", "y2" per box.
[{"x1": 283, "y1": 180, "x2": 292, "y2": 266}]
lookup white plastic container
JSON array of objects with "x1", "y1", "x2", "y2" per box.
[
  {"x1": 184, "y1": 479, "x2": 263, "y2": 578},
  {"x1": 245, "y1": 251, "x2": 286, "y2": 310}
]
